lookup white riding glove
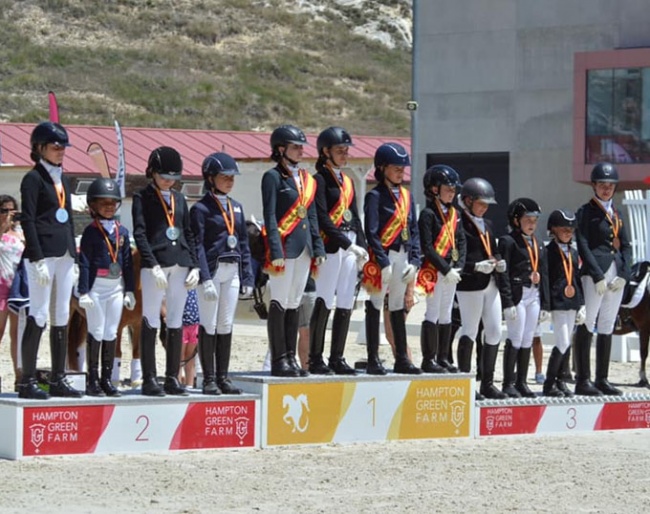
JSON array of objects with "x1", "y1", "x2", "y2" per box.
[
  {"x1": 314, "y1": 255, "x2": 326, "y2": 266},
  {"x1": 184, "y1": 268, "x2": 200, "y2": 289},
  {"x1": 595, "y1": 279, "x2": 608, "y2": 296},
  {"x1": 271, "y1": 258, "x2": 285, "y2": 268},
  {"x1": 72, "y1": 263, "x2": 80, "y2": 286},
  {"x1": 240, "y1": 285, "x2": 254, "y2": 299},
  {"x1": 475, "y1": 260, "x2": 496, "y2": 274},
  {"x1": 538, "y1": 310, "x2": 551, "y2": 323},
  {"x1": 123, "y1": 292, "x2": 136, "y2": 311},
  {"x1": 402, "y1": 264, "x2": 417, "y2": 284},
  {"x1": 575, "y1": 306, "x2": 586, "y2": 325},
  {"x1": 443, "y1": 268, "x2": 462, "y2": 285},
  {"x1": 381, "y1": 265, "x2": 392, "y2": 285},
  {"x1": 495, "y1": 259, "x2": 507, "y2": 273},
  {"x1": 152, "y1": 265, "x2": 168, "y2": 290},
  {"x1": 78, "y1": 293, "x2": 95, "y2": 311},
  {"x1": 608, "y1": 276, "x2": 626, "y2": 292},
  {"x1": 33, "y1": 260, "x2": 51, "y2": 286},
  {"x1": 202, "y1": 280, "x2": 218, "y2": 302},
  {"x1": 349, "y1": 244, "x2": 369, "y2": 267},
  {"x1": 503, "y1": 306, "x2": 517, "y2": 321}
]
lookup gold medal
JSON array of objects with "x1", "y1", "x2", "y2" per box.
[
  {"x1": 530, "y1": 271, "x2": 540, "y2": 285},
  {"x1": 401, "y1": 228, "x2": 409, "y2": 241},
  {"x1": 451, "y1": 248, "x2": 460, "y2": 262},
  {"x1": 612, "y1": 237, "x2": 620, "y2": 250},
  {"x1": 297, "y1": 205, "x2": 307, "y2": 219},
  {"x1": 564, "y1": 285, "x2": 575, "y2": 298},
  {"x1": 343, "y1": 209, "x2": 353, "y2": 222}
]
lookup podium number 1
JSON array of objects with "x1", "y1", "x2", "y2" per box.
[{"x1": 367, "y1": 397, "x2": 376, "y2": 427}]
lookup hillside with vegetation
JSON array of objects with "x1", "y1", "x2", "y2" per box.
[{"x1": 0, "y1": 0, "x2": 412, "y2": 136}]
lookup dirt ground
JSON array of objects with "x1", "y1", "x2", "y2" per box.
[{"x1": 1, "y1": 306, "x2": 649, "y2": 513}]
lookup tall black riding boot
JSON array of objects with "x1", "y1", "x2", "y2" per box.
[
  {"x1": 391, "y1": 309, "x2": 422, "y2": 374},
  {"x1": 216, "y1": 333, "x2": 242, "y2": 394},
  {"x1": 328, "y1": 308, "x2": 356, "y2": 375},
  {"x1": 515, "y1": 347, "x2": 536, "y2": 398},
  {"x1": 164, "y1": 327, "x2": 188, "y2": 395},
  {"x1": 480, "y1": 343, "x2": 507, "y2": 399},
  {"x1": 365, "y1": 300, "x2": 386, "y2": 375},
  {"x1": 475, "y1": 332, "x2": 483, "y2": 381},
  {"x1": 49, "y1": 326, "x2": 83, "y2": 397},
  {"x1": 86, "y1": 335, "x2": 105, "y2": 397},
  {"x1": 420, "y1": 321, "x2": 447, "y2": 373},
  {"x1": 308, "y1": 297, "x2": 333, "y2": 374},
  {"x1": 556, "y1": 349, "x2": 574, "y2": 397},
  {"x1": 543, "y1": 347, "x2": 564, "y2": 397},
  {"x1": 501, "y1": 339, "x2": 521, "y2": 398},
  {"x1": 198, "y1": 326, "x2": 220, "y2": 395},
  {"x1": 574, "y1": 324, "x2": 602, "y2": 396},
  {"x1": 100, "y1": 339, "x2": 121, "y2": 397},
  {"x1": 18, "y1": 316, "x2": 49, "y2": 400},
  {"x1": 457, "y1": 335, "x2": 483, "y2": 400},
  {"x1": 268, "y1": 300, "x2": 298, "y2": 377},
  {"x1": 286, "y1": 308, "x2": 309, "y2": 377},
  {"x1": 437, "y1": 323, "x2": 458, "y2": 373},
  {"x1": 141, "y1": 318, "x2": 164, "y2": 396},
  {"x1": 594, "y1": 334, "x2": 622, "y2": 395}
]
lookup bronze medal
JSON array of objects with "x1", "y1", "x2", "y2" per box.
[
  {"x1": 530, "y1": 271, "x2": 540, "y2": 285},
  {"x1": 564, "y1": 284, "x2": 575, "y2": 298},
  {"x1": 401, "y1": 228, "x2": 409, "y2": 241},
  {"x1": 612, "y1": 237, "x2": 620, "y2": 250},
  {"x1": 297, "y1": 205, "x2": 307, "y2": 219},
  {"x1": 451, "y1": 248, "x2": 460, "y2": 262},
  {"x1": 343, "y1": 209, "x2": 353, "y2": 222}
]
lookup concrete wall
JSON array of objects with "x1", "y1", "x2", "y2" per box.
[{"x1": 413, "y1": 0, "x2": 650, "y2": 226}]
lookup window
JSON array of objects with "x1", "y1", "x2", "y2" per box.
[{"x1": 586, "y1": 67, "x2": 650, "y2": 164}]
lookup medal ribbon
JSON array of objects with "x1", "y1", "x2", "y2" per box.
[
  {"x1": 592, "y1": 197, "x2": 621, "y2": 240},
  {"x1": 360, "y1": 248, "x2": 382, "y2": 293},
  {"x1": 54, "y1": 183, "x2": 66, "y2": 210},
  {"x1": 523, "y1": 235, "x2": 539, "y2": 275},
  {"x1": 433, "y1": 200, "x2": 457, "y2": 258},
  {"x1": 558, "y1": 243, "x2": 573, "y2": 289},
  {"x1": 213, "y1": 193, "x2": 235, "y2": 236},
  {"x1": 95, "y1": 220, "x2": 120, "y2": 264},
  {"x1": 415, "y1": 260, "x2": 438, "y2": 296},
  {"x1": 321, "y1": 167, "x2": 354, "y2": 242},
  {"x1": 154, "y1": 187, "x2": 176, "y2": 230},
  {"x1": 467, "y1": 214, "x2": 492, "y2": 258},
  {"x1": 379, "y1": 186, "x2": 411, "y2": 248}
]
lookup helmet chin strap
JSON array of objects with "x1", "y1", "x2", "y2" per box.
[{"x1": 282, "y1": 150, "x2": 299, "y2": 167}]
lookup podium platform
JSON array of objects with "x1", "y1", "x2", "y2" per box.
[
  {"x1": 0, "y1": 390, "x2": 260, "y2": 460},
  {"x1": 231, "y1": 372, "x2": 475, "y2": 447},
  {"x1": 476, "y1": 394, "x2": 650, "y2": 437}
]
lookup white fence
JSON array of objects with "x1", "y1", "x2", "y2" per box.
[{"x1": 622, "y1": 190, "x2": 650, "y2": 263}]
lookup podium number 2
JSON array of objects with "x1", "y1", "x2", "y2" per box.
[
  {"x1": 136, "y1": 415, "x2": 150, "y2": 441},
  {"x1": 367, "y1": 397, "x2": 376, "y2": 427}
]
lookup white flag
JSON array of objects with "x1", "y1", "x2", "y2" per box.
[{"x1": 114, "y1": 119, "x2": 126, "y2": 198}]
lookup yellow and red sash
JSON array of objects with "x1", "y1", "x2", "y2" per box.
[
  {"x1": 433, "y1": 204, "x2": 458, "y2": 258},
  {"x1": 415, "y1": 261, "x2": 438, "y2": 296},
  {"x1": 320, "y1": 171, "x2": 354, "y2": 243},
  {"x1": 262, "y1": 169, "x2": 317, "y2": 275},
  {"x1": 381, "y1": 186, "x2": 411, "y2": 248}
]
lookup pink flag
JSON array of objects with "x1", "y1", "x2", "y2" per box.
[{"x1": 48, "y1": 91, "x2": 59, "y2": 123}]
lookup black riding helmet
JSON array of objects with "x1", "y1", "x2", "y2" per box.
[
  {"x1": 86, "y1": 178, "x2": 121, "y2": 218},
  {"x1": 591, "y1": 162, "x2": 619, "y2": 183},
  {"x1": 461, "y1": 177, "x2": 497, "y2": 205},
  {"x1": 547, "y1": 209, "x2": 577, "y2": 231},
  {"x1": 507, "y1": 197, "x2": 541, "y2": 229},
  {"x1": 201, "y1": 152, "x2": 240, "y2": 192},
  {"x1": 270, "y1": 125, "x2": 307, "y2": 163},
  {"x1": 146, "y1": 146, "x2": 183, "y2": 180},
  {"x1": 316, "y1": 126, "x2": 353, "y2": 167},
  {"x1": 30, "y1": 121, "x2": 71, "y2": 163},
  {"x1": 373, "y1": 142, "x2": 410, "y2": 182},
  {"x1": 423, "y1": 165, "x2": 461, "y2": 200}
]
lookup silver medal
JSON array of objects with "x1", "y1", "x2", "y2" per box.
[
  {"x1": 166, "y1": 226, "x2": 180, "y2": 241},
  {"x1": 227, "y1": 234, "x2": 238, "y2": 249},
  {"x1": 343, "y1": 209, "x2": 353, "y2": 222},
  {"x1": 55, "y1": 208, "x2": 69, "y2": 223},
  {"x1": 109, "y1": 262, "x2": 122, "y2": 278}
]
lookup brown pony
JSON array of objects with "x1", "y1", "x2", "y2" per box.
[
  {"x1": 67, "y1": 249, "x2": 142, "y2": 382},
  {"x1": 614, "y1": 261, "x2": 650, "y2": 388}
]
